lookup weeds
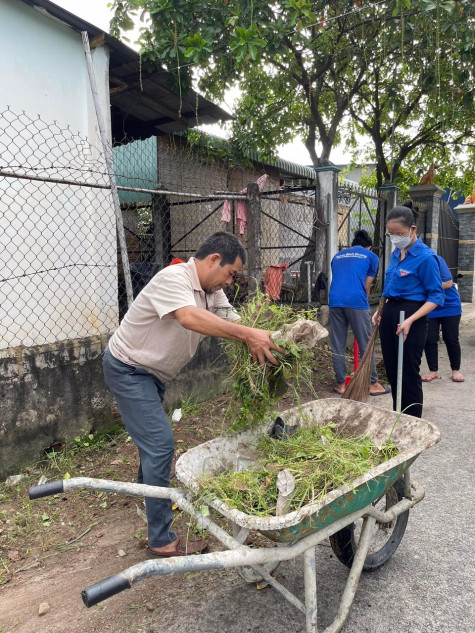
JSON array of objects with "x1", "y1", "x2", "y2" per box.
[
  {"x1": 171, "y1": 394, "x2": 205, "y2": 420},
  {"x1": 198, "y1": 424, "x2": 399, "y2": 517},
  {"x1": 0, "y1": 424, "x2": 132, "y2": 565},
  {"x1": 223, "y1": 291, "x2": 320, "y2": 431}
]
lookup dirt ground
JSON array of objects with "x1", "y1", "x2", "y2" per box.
[{"x1": 0, "y1": 357, "x2": 337, "y2": 633}]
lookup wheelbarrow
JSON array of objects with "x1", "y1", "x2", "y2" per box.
[{"x1": 28, "y1": 398, "x2": 440, "y2": 633}]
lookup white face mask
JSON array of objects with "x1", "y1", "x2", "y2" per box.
[{"x1": 389, "y1": 230, "x2": 413, "y2": 249}]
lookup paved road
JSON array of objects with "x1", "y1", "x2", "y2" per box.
[{"x1": 153, "y1": 304, "x2": 475, "y2": 633}]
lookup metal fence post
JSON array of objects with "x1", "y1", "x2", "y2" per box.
[
  {"x1": 379, "y1": 184, "x2": 399, "y2": 275},
  {"x1": 247, "y1": 182, "x2": 262, "y2": 295},
  {"x1": 314, "y1": 165, "x2": 341, "y2": 294},
  {"x1": 81, "y1": 31, "x2": 134, "y2": 308}
]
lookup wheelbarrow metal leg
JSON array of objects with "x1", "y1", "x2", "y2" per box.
[
  {"x1": 304, "y1": 546, "x2": 318, "y2": 633},
  {"x1": 404, "y1": 468, "x2": 412, "y2": 500},
  {"x1": 322, "y1": 515, "x2": 377, "y2": 633}
]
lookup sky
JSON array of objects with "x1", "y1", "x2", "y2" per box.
[{"x1": 53, "y1": 0, "x2": 352, "y2": 166}]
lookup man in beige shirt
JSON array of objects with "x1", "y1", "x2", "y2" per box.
[{"x1": 103, "y1": 232, "x2": 282, "y2": 557}]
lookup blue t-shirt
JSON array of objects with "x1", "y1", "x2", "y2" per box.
[
  {"x1": 428, "y1": 256, "x2": 461, "y2": 318},
  {"x1": 329, "y1": 246, "x2": 379, "y2": 309},
  {"x1": 382, "y1": 237, "x2": 444, "y2": 306}
]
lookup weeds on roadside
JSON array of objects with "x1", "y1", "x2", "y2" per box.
[
  {"x1": 0, "y1": 424, "x2": 131, "y2": 577},
  {"x1": 175, "y1": 394, "x2": 205, "y2": 419}
]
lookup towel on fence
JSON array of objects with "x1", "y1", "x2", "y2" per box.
[
  {"x1": 264, "y1": 263, "x2": 290, "y2": 300},
  {"x1": 221, "y1": 174, "x2": 270, "y2": 234}
]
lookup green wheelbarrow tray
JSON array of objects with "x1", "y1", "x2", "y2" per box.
[{"x1": 176, "y1": 398, "x2": 441, "y2": 544}]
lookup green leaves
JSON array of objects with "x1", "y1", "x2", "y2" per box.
[
  {"x1": 184, "y1": 33, "x2": 212, "y2": 63},
  {"x1": 230, "y1": 24, "x2": 267, "y2": 62}
]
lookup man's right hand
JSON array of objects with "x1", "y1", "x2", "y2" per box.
[{"x1": 244, "y1": 327, "x2": 285, "y2": 365}]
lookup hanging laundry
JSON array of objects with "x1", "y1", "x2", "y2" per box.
[
  {"x1": 221, "y1": 174, "x2": 270, "y2": 234},
  {"x1": 264, "y1": 263, "x2": 290, "y2": 300},
  {"x1": 221, "y1": 199, "x2": 232, "y2": 223}
]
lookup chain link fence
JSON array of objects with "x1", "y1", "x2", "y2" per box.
[
  {"x1": 113, "y1": 134, "x2": 319, "y2": 308},
  {"x1": 0, "y1": 107, "x2": 118, "y2": 350},
  {"x1": 1, "y1": 107, "x2": 322, "y2": 351}
]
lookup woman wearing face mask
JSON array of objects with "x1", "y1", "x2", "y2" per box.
[{"x1": 372, "y1": 201, "x2": 444, "y2": 417}]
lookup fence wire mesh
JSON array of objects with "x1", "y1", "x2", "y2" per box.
[
  {"x1": 0, "y1": 107, "x2": 118, "y2": 350},
  {"x1": 1, "y1": 107, "x2": 321, "y2": 351},
  {"x1": 337, "y1": 178, "x2": 385, "y2": 297}
]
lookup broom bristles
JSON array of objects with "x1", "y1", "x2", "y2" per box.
[{"x1": 341, "y1": 297, "x2": 386, "y2": 403}]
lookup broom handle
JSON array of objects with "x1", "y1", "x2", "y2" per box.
[
  {"x1": 353, "y1": 339, "x2": 359, "y2": 372},
  {"x1": 396, "y1": 311, "x2": 405, "y2": 413}
]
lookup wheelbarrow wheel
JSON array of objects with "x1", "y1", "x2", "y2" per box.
[{"x1": 329, "y1": 478, "x2": 409, "y2": 571}]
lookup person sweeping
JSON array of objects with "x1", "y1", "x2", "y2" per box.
[
  {"x1": 372, "y1": 202, "x2": 444, "y2": 418},
  {"x1": 329, "y1": 230, "x2": 390, "y2": 397}
]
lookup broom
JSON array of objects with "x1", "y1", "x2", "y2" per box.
[{"x1": 341, "y1": 297, "x2": 386, "y2": 403}]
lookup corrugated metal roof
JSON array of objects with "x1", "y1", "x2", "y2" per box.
[
  {"x1": 18, "y1": 0, "x2": 232, "y2": 142},
  {"x1": 195, "y1": 134, "x2": 317, "y2": 181}
]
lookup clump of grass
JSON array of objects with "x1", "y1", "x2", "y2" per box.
[
  {"x1": 198, "y1": 424, "x2": 398, "y2": 517},
  {"x1": 224, "y1": 291, "x2": 318, "y2": 431}
]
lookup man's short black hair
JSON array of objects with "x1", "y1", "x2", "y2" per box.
[{"x1": 195, "y1": 232, "x2": 247, "y2": 266}]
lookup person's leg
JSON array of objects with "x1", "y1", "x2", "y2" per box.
[
  {"x1": 440, "y1": 314, "x2": 464, "y2": 381},
  {"x1": 379, "y1": 301, "x2": 400, "y2": 410},
  {"x1": 346, "y1": 308, "x2": 385, "y2": 392},
  {"x1": 102, "y1": 348, "x2": 176, "y2": 548},
  {"x1": 421, "y1": 317, "x2": 440, "y2": 381},
  {"x1": 330, "y1": 308, "x2": 349, "y2": 393}
]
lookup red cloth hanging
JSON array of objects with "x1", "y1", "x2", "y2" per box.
[{"x1": 264, "y1": 263, "x2": 290, "y2": 300}]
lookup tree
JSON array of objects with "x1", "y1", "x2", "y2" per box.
[
  {"x1": 345, "y1": 1, "x2": 475, "y2": 189},
  {"x1": 110, "y1": 1, "x2": 474, "y2": 172}
]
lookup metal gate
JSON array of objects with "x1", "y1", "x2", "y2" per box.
[
  {"x1": 337, "y1": 180, "x2": 386, "y2": 299},
  {"x1": 438, "y1": 199, "x2": 459, "y2": 279}
]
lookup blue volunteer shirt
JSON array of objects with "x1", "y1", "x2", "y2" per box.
[
  {"x1": 329, "y1": 246, "x2": 379, "y2": 309},
  {"x1": 382, "y1": 237, "x2": 444, "y2": 306},
  {"x1": 428, "y1": 256, "x2": 462, "y2": 318}
]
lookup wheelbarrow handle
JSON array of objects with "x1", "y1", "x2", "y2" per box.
[
  {"x1": 82, "y1": 575, "x2": 131, "y2": 607},
  {"x1": 29, "y1": 480, "x2": 64, "y2": 499}
]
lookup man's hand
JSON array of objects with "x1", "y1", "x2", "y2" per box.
[
  {"x1": 173, "y1": 306, "x2": 284, "y2": 363},
  {"x1": 244, "y1": 327, "x2": 285, "y2": 365}
]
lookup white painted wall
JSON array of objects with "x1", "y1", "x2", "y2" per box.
[{"x1": 0, "y1": 0, "x2": 118, "y2": 349}]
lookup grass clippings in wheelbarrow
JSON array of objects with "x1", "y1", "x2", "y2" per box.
[
  {"x1": 223, "y1": 291, "x2": 326, "y2": 432},
  {"x1": 198, "y1": 424, "x2": 398, "y2": 517}
]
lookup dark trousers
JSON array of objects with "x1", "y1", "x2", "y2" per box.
[
  {"x1": 424, "y1": 314, "x2": 461, "y2": 372},
  {"x1": 330, "y1": 307, "x2": 378, "y2": 385},
  {"x1": 379, "y1": 299, "x2": 427, "y2": 418},
  {"x1": 102, "y1": 347, "x2": 176, "y2": 548}
]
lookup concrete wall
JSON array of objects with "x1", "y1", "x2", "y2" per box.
[
  {"x1": 0, "y1": 334, "x2": 229, "y2": 480},
  {"x1": 0, "y1": 335, "x2": 113, "y2": 479}
]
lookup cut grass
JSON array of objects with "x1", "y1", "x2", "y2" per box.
[
  {"x1": 224, "y1": 292, "x2": 320, "y2": 431},
  {"x1": 198, "y1": 424, "x2": 398, "y2": 517}
]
